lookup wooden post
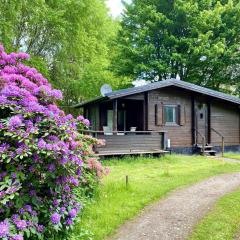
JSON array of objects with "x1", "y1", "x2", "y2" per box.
[
  {"x1": 222, "y1": 137, "x2": 225, "y2": 157},
  {"x1": 144, "y1": 92, "x2": 149, "y2": 131},
  {"x1": 207, "y1": 101, "x2": 211, "y2": 144},
  {"x1": 126, "y1": 175, "x2": 129, "y2": 188},
  {"x1": 113, "y1": 99, "x2": 118, "y2": 134},
  {"x1": 191, "y1": 96, "x2": 196, "y2": 145},
  {"x1": 202, "y1": 137, "x2": 205, "y2": 156},
  {"x1": 162, "y1": 132, "x2": 167, "y2": 150}
]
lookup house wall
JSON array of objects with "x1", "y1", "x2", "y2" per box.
[
  {"x1": 147, "y1": 87, "x2": 193, "y2": 147},
  {"x1": 147, "y1": 87, "x2": 240, "y2": 148},
  {"x1": 211, "y1": 101, "x2": 240, "y2": 146}
]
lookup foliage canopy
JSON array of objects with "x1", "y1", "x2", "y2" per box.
[
  {"x1": 115, "y1": 0, "x2": 240, "y2": 94},
  {"x1": 0, "y1": 0, "x2": 120, "y2": 105}
]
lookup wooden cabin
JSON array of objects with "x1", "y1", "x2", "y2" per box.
[{"x1": 75, "y1": 79, "x2": 240, "y2": 156}]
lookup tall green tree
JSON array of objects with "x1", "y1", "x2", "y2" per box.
[
  {"x1": 115, "y1": 0, "x2": 240, "y2": 93},
  {"x1": 0, "y1": 0, "x2": 120, "y2": 104}
]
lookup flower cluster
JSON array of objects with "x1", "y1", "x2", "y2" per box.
[{"x1": 0, "y1": 44, "x2": 105, "y2": 239}]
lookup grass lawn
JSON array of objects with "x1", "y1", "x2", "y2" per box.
[
  {"x1": 224, "y1": 152, "x2": 240, "y2": 160},
  {"x1": 190, "y1": 189, "x2": 240, "y2": 240},
  {"x1": 70, "y1": 154, "x2": 240, "y2": 240}
]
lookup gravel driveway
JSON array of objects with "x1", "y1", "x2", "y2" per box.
[{"x1": 111, "y1": 173, "x2": 240, "y2": 240}]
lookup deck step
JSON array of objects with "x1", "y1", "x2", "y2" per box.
[
  {"x1": 201, "y1": 150, "x2": 217, "y2": 156},
  {"x1": 195, "y1": 144, "x2": 216, "y2": 156},
  {"x1": 196, "y1": 145, "x2": 213, "y2": 149}
]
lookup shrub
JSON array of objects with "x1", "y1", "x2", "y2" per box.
[{"x1": 0, "y1": 45, "x2": 105, "y2": 239}]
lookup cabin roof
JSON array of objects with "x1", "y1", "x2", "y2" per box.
[{"x1": 74, "y1": 79, "x2": 240, "y2": 108}]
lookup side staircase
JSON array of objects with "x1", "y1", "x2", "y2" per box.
[
  {"x1": 194, "y1": 128, "x2": 224, "y2": 156},
  {"x1": 195, "y1": 144, "x2": 217, "y2": 156}
]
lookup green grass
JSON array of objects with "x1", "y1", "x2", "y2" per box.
[
  {"x1": 224, "y1": 152, "x2": 240, "y2": 160},
  {"x1": 71, "y1": 155, "x2": 240, "y2": 240},
  {"x1": 190, "y1": 189, "x2": 240, "y2": 240}
]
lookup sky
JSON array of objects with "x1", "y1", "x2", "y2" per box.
[{"x1": 107, "y1": 0, "x2": 131, "y2": 17}]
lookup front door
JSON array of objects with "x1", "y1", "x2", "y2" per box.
[
  {"x1": 118, "y1": 110, "x2": 126, "y2": 131},
  {"x1": 196, "y1": 102, "x2": 209, "y2": 144}
]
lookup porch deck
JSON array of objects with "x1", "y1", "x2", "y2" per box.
[{"x1": 82, "y1": 130, "x2": 168, "y2": 157}]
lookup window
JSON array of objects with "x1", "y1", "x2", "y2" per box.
[
  {"x1": 155, "y1": 104, "x2": 184, "y2": 126},
  {"x1": 164, "y1": 105, "x2": 178, "y2": 124}
]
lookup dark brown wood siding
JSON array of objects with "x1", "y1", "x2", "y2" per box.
[
  {"x1": 147, "y1": 87, "x2": 192, "y2": 147},
  {"x1": 96, "y1": 134, "x2": 163, "y2": 152},
  {"x1": 211, "y1": 101, "x2": 240, "y2": 146}
]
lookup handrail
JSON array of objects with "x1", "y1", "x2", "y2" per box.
[
  {"x1": 211, "y1": 127, "x2": 224, "y2": 157},
  {"x1": 194, "y1": 129, "x2": 206, "y2": 155}
]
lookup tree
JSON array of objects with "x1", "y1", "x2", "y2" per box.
[
  {"x1": 115, "y1": 0, "x2": 240, "y2": 93},
  {"x1": 0, "y1": 0, "x2": 120, "y2": 105}
]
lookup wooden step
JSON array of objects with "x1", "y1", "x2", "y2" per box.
[
  {"x1": 201, "y1": 150, "x2": 217, "y2": 156},
  {"x1": 196, "y1": 145, "x2": 213, "y2": 149}
]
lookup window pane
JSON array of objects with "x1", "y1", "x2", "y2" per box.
[{"x1": 164, "y1": 106, "x2": 177, "y2": 123}]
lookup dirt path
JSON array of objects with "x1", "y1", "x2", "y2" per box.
[
  {"x1": 211, "y1": 156, "x2": 240, "y2": 164},
  {"x1": 111, "y1": 173, "x2": 240, "y2": 240}
]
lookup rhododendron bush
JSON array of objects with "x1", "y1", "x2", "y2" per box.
[{"x1": 0, "y1": 45, "x2": 105, "y2": 239}]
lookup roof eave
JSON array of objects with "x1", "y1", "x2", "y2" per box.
[{"x1": 73, "y1": 96, "x2": 108, "y2": 108}]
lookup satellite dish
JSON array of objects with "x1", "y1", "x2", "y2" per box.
[{"x1": 100, "y1": 84, "x2": 112, "y2": 96}]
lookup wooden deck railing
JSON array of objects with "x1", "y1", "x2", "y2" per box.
[{"x1": 80, "y1": 130, "x2": 168, "y2": 154}]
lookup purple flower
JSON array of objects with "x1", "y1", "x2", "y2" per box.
[
  {"x1": 63, "y1": 185, "x2": 71, "y2": 192},
  {"x1": 51, "y1": 89, "x2": 63, "y2": 100},
  {"x1": 26, "y1": 220, "x2": 33, "y2": 227},
  {"x1": 48, "y1": 163, "x2": 55, "y2": 172},
  {"x1": 0, "y1": 143, "x2": 10, "y2": 153},
  {"x1": 59, "y1": 157, "x2": 68, "y2": 165},
  {"x1": 29, "y1": 189, "x2": 36, "y2": 197},
  {"x1": 60, "y1": 207, "x2": 66, "y2": 214},
  {"x1": 31, "y1": 210, "x2": 37, "y2": 217},
  {"x1": 15, "y1": 219, "x2": 27, "y2": 230},
  {"x1": 69, "y1": 176, "x2": 79, "y2": 186},
  {"x1": 68, "y1": 208, "x2": 77, "y2": 218},
  {"x1": 11, "y1": 234, "x2": 24, "y2": 240},
  {"x1": 0, "y1": 172, "x2": 7, "y2": 179},
  {"x1": 11, "y1": 172, "x2": 17, "y2": 179},
  {"x1": 18, "y1": 208, "x2": 25, "y2": 214},
  {"x1": 38, "y1": 139, "x2": 46, "y2": 149},
  {"x1": 8, "y1": 115, "x2": 22, "y2": 128},
  {"x1": 77, "y1": 115, "x2": 84, "y2": 121},
  {"x1": 76, "y1": 168, "x2": 81, "y2": 176},
  {"x1": 50, "y1": 213, "x2": 61, "y2": 225},
  {"x1": 24, "y1": 204, "x2": 32, "y2": 213},
  {"x1": 66, "y1": 218, "x2": 73, "y2": 225},
  {"x1": 0, "y1": 220, "x2": 9, "y2": 238},
  {"x1": 17, "y1": 52, "x2": 30, "y2": 60},
  {"x1": 83, "y1": 118, "x2": 90, "y2": 126},
  {"x1": 37, "y1": 224, "x2": 44, "y2": 233},
  {"x1": 0, "y1": 191, "x2": 5, "y2": 199},
  {"x1": 53, "y1": 199, "x2": 59, "y2": 207},
  {"x1": 11, "y1": 214, "x2": 20, "y2": 222}
]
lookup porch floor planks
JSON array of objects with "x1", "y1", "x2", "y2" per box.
[{"x1": 95, "y1": 149, "x2": 169, "y2": 157}]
